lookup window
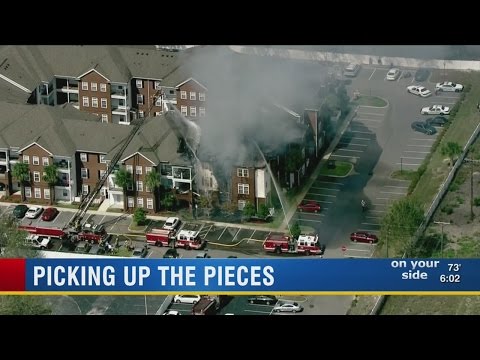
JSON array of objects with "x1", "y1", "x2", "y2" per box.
[
  {"x1": 127, "y1": 197, "x2": 134, "y2": 208},
  {"x1": 138, "y1": 111, "x2": 144, "y2": 118},
  {"x1": 190, "y1": 106, "x2": 196, "y2": 117},
  {"x1": 91, "y1": 82, "x2": 97, "y2": 91},
  {"x1": 92, "y1": 97, "x2": 98, "y2": 107},
  {"x1": 238, "y1": 200, "x2": 246, "y2": 210},
  {"x1": 180, "y1": 90, "x2": 187, "y2": 99},
  {"x1": 44, "y1": 188, "x2": 50, "y2": 200},
  {"x1": 145, "y1": 184, "x2": 151, "y2": 192},
  {"x1": 180, "y1": 106, "x2": 187, "y2": 116},
  {"x1": 33, "y1": 172, "x2": 40, "y2": 182},
  {"x1": 100, "y1": 83, "x2": 107, "y2": 92},
  {"x1": 101, "y1": 114, "x2": 108, "y2": 123},
  {"x1": 101, "y1": 98, "x2": 107, "y2": 108},
  {"x1": 154, "y1": 81, "x2": 161, "y2": 89},
  {"x1": 237, "y1": 168, "x2": 249, "y2": 177},
  {"x1": 136, "y1": 166, "x2": 142, "y2": 175},
  {"x1": 99, "y1": 155, "x2": 106, "y2": 163},
  {"x1": 80, "y1": 153, "x2": 88, "y2": 162},
  {"x1": 81, "y1": 168, "x2": 88, "y2": 179},
  {"x1": 199, "y1": 92, "x2": 206, "y2": 101},
  {"x1": 63, "y1": 189, "x2": 68, "y2": 197},
  {"x1": 136, "y1": 80, "x2": 143, "y2": 88},
  {"x1": 25, "y1": 187, "x2": 32, "y2": 198},
  {"x1": 127, "y1": 182, "x2": 133, "y2": 191},
  {"x1": 238, "y1": 184, "x2": 249, "y2": 195},
  {"x1": 137, "y1": 94, "x2": 144, "y2": 105},
  {"x1": 199, "y1": 107, "x2": 206, "y2": 117},
  {"x1": 190, "y1": 91, "x2": 196, "y2": 100},
  {"x1": 23, "y1": 155, "x2": 29, "y2": 164},
  {"x1": 83, "y1": 96, "x2": 89, "y2": 107},
  {"x1": 34, "y1": 188, "x2": 41, "y2": 199},
  {"x1": 42, "y1": 157, "x2": 49, "y2": 166},
  {"x1": 155, "y1": 97, "x2": 162, "y2": 106},
  {"x1": 145, "y1": 166, "x2": 152, "y2": 174},
  {"x1": 82, "y1": 184, "x2": 89, "y2": 195},
  {"x1": 82, "y1": 81, "x2": 88, "y2": 90},
  {"x1": 126, "y1": 165, "x2": 133, "y2": 173},
  {"x1": 32, "y1": 156, "x2": 39, "y2": 165},
  {"x1": 147, "y1": 198, "x2": 153, "y2": 209},
  {"x1": 137, "y1": 181, "x2": 143, "y2": 192},
  {"x1": 99, "y1": 170, "x2": 106, "y2": 179},
  {"x1": 137, "y1": 197, "x2": 144, "y2": 208}
]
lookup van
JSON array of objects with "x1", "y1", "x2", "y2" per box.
[{"x1": 344, "y1": 63, "x2": 360, "y2": 77}]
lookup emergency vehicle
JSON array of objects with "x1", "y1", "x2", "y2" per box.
[
  {"x1": 263, "y1": 233, "x2": 325, "y2": 256},
  {"x1": 145, "y1": 228, "x2": 176, "y2": 247},
  {"x1": 19, "y1": 223, "x2": 110, "y2": 244},
  {"x1": 175, "y1": 229, "x2": 204, "y2": 250}
]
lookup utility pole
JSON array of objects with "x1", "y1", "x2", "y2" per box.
[{"x1": 434, "y1": 221, "x2": 450, "y2": 257}]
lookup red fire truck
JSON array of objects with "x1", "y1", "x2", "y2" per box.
[
  {"x1": 145, "y1": 228, "x2": 176, "y2": 247},
  {"x1": 175, "y1": 229, "x2": 204, "y2": 250},
  {"x1": 263, "y1": 233, "x2": 325, "y2": 256},
  {"x1": 19, "y1": 223, "x2": 109, "y2": 244}
]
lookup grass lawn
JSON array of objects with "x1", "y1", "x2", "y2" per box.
[
  {"x1": 352, "y1": 96, "x2": 387, "y2": 107},
  {"x1": 390, "y1": 170, "x2": 417, "y2": 181},
  {"x1": 319, "y1": 161, "x2": 353, "y2": 177}
]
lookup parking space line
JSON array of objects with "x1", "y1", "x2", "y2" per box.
[
  {"x1": 376, "y1": 197, "x2": 389, "y2": 201},
  {"x1": 306, "y1": 193, "x2": 336, "y2": 198},
  {"x1": 357, "y1": 112, "x2": 385, "y2": 117},
  {"x1": 385, "y1": 185, "x2": 408, "y2": 189},
  {"x1": 250, "y1": 230, "x2": 256, "y2": 239},
  {"x1": 407, "y1": 144, "x2": 432, "y2": 147},
  {"x1": 348, "y1": 136, "x2": 371, "y2": 141},
  {"x1": 404, "y1": 150, "x2": 430, "y2": 154},
  {"x1": 396, "y1": 162, "x2": 421, "y2": 166},
  {"x1": 370, "y1": 209, "x2": 386, "y2": 213},
  {"x1": 310, "y1": 187, "x2": 340, "y2": 191},
  {"x1": 244, "y1": 309, "x2": 272, "y2": 314},
  {"x1": 380, "y1": 191, "x2": 405, "y2": 195},
  {"x1": 366, "y1": 216, "x2": 382, "y2": 219},
  {"x1": 98, "y1": 215, "x2": 106, "y2": 225},
  {"x1": 336, "y1": 149, "x2": 363, "y2": 153},
  {"x1": 231, "y1": 228, "x2": 241, "y2": 242},
  {"x1": 339, "y1": 142, "x2": 368, "y2": 147},
  {"x1": 297, "y1": 218, "x2": 323, "y2": 223},
  {"x1": 349, "y1": 130, "x2": 372, "y2": 135},
  {"x1": 297, "y1": 212, "x2": 324, "y2": 217},
  {"x1": 217, "y1": 227, "x2": 227, "y2": 241},
  {"x1": 330, "y1": 154, "x2": 360, "y2": 159},
  {"x1": 317, "y1": 181, "x2": 344, "y2": 185},
  {"x1": 368, "y1": 68, "x2": 376, "y2": 80},
  {"x1": 304, "y1": 198, "x2": 333, "y2": 204},
  {"x1": 401, "y1": 156, "x2": 425, "y2": 160},
  {"x1": 373, "y1": 203, "x2": 387, "y2": 207},
  {"x1": 412, "y1": 138, "x2": 435, "y2": 141},
  {"x1": 361, "y1": 222, "x2": 380, "y2": 226},
  {"x1": 356, "y1": 118, "x2": 383, "y2": 123}
]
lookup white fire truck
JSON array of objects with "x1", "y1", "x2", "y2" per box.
[
  {"x1": 175, "y1": 229, "x2": 204, "y2": 250},
  {"x1": 263, "y1": 233, "x2": 325, "y2": 256}
]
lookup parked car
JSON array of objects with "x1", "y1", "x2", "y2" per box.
[
  {"x1": 350, "y1": 231, "x2": 379, "y2": 244},
  {"x1": 435, "y1": 81, "x2": 464, "y2": 92},
  {"x1": 411, "y1": 121, "x2": 437, "y2": 135},
  {"x1": 163, "y1": 248, "x2": 180, "y2": 258},
  {"x1": 426, "y1": 116, "x2": 448, "y2": 127},
  {"x1": 421, "y1": 105, "x2": 450, "y2": 115},
  {"x1": 163, "y1": 310, "x2": 181, "y2": 315},
  {"x1": 343, "y1": 63, "x2": 360, "y2": 77},
  {"x1": 75, "y1": 241, "x2": 92, "y2": 253},
  {"x1": 386, "y1": 68, "x2": 401, "y2": 81},
  {"x1": 196, "y1": 251, "x2": 211, "y2": 258},
  {"x1": 13, "y1": 204, "x2": 29, "y2": 219},
  {"x1": 41, "y1": 207, "x2": 59, "y2": 221},
  {"x1": 132, "y1": 246, "x2": 149, "y2": 258},
  {"x1": 173, "y1": 295, "x2": 201, "y2": 304},
  {"x1": 407, "y1": 85, "x2": 431, "y2": 97},
  {"x1": 297, "y1": 200, "x2": 321, "y2": 213},
  {"x1": 24, "y1": 234, "x2": 51, "y2": 249},
  {"x1": 273, "y1": 301, "x2": 304, "y2": 313},
  {"x1": 163, "y1": 217, "x2": 180, "y2": 231},
  {"x1": 415, "y1": 68, "x2": 430, "y2": 82},
  {"x1": 25, "y1": 206, "x2": 43, "y2": 219},
  {"x1": 247, "y1": 295, "x2": 277, "y2": 305}
]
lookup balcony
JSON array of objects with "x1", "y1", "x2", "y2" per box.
[
  {"x1": 111, "y1": 89, "x2": 127, "y2": 98},
  {"x1": 57, "y1": 85, "x2": 79, "y2": 93},
  {"x1": 54, "y1": 160, "x2": 70, "y2": 169},
  {"x1": 56, "y1": 179, "x2": 70, "y2": 187},
  {"x1": 112, "y1": 105, "x2": 129, "y2": 115}
]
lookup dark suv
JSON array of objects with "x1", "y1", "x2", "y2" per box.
[
  {"x1": 163, "y1": 248, "x2": 180, "y2": 258},
  {"x1": 13, "y1": 204, "x2": 29, "y2": 219},
  {"x1": 247, "y1": 295, "x2": 278, "y2": 305}
]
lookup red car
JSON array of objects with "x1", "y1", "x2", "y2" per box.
[
  {"x1": 297, "y1": 200, "x2": 321, "y2": 213},
  {"x1": 41, "y1": 207, "x2": 59, "y2": 221},
  {"x1": 350, "y1": 231, "x2": 378, "y2": 244}
]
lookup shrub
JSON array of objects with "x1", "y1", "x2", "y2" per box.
[
  {"x1": 133, "y1": 208, "x2": 147, "y2": 226},
  {"x1": 474, "y1": 197, "x2": 480, "y2": 207}
]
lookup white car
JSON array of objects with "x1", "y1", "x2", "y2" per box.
[
  {"x1": 407, "y1": 85, "x2": 432, "y2": 97},
  {"x1": 24, "y1": 234, "x2": 51, "y2": 249},
  {"x1": 25, "y1": 206, "x2": 43, "y2": 219},
  {"x1": 162, "y1": 310, "x2": 181, "y2": 315},
  {"x1": 173, "y1": 295, "x2": 201, "y2": 304},
  {"x1": 421, "y1": 105, "x2": 450, "y2": 115},
  {"x1": 435, "y1": 81, "x2": 463, "y2": 92},
  {"x1": 272, "y1": 301, "x2": 304, "y2": 313},
  {"x1": 386, "y1": 68, "x2": 400, "y2": 81},
  {"x1": 163, "y1": 217, "x2": 180, "y2": 231}
]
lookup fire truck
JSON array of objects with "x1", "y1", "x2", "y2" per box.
[
  {"x1": 19, "y1": 222, "x2": 110, "y2": 244},
  {"x1": 145, "y1": 228, "x2": 176, "y2": 247},
  {"x1": 263, "y1": 233, "x2": 325, "y2": 256},
  {"x1": 175, "y1": 229, "x2": 204, "y2": 250}
]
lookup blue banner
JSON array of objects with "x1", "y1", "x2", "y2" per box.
[{"x1": 23, "y1": 258, "x2": 479, "y2": 293}]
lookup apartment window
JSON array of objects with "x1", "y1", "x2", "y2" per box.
[
  {"x1": 136, "y1": 181, "x2": 143, "y2": 192},
  {"x1": 238, "y1": 200, "x2": 246, "y2": 210},
  {"x1": 180, "y1": 106, "x2": 187, "y2": 116},
  {"x1": 42, "y1": 157, "x2": 49, "y2": 166},
  {"x1": 33, "y1": 171, "x2": 40, "y2": 182},
  {"x1": 82, "y1": 184, "x2": 89, "y2": 195},
  {"x1": 136, "y1": 80, "x2": 143, "y2": 89},
  {"x1": 126, "y1": 165, "x2": 133, "y2": 173},
  {"x1": 199, "y1": 107, "x2": 206, "y2": 117},
  {"x1": 145, "y1": 167, "x2": 152, "y2": 174},
  {"x1": 23, "y1": 155, "x2": 29, "y2": 164},
  {"x1": 155, "y1": 97, "x2": 162, "y2": 106},
  {"x1": 199, "y1": 92, "x2": 206, "y2": 101},
  {"x1": 101, "y1": 98, "x2": 107, "y2": 109},
  {"x1": 137, "y1": 197, "x2": 144, "y2": 208},
  {"x1": 238, "y1": 184, "x2": 249, "y2": 195},
  {"x1": 136, "y1": 166, "x2": 142, "y2": 175},
  {"x1": 99, "y1": 170, "x2": 106, "y2": 179},
  {"x1": 127, "y1": 197, "x2": 134, "y2": 208},
  {"x1": 80, "y1": 153, "x2": 88, "y2": 162},
  {"x1": 127, "y1": 182, "x2": 133, "y2": 191},
  {"x1": 83, "y1": 96, "x2": 89, "y2": 107},
  {"x1": 91, "y1": 82, "x2": 97, "y2": 91},
  {"x1": 101, "y1": 114, "x2": 108, "y2": 123},
  {"x1": 44, "y1": 188, "x2": 50, "y2": 200},
  {"x1": 81, "y1": 168, "x2": 88, "y2": 179},
  {"x1": 99, "y1": 155, "x2": 106, "y2": 163},
  {"x1": 82, "y1": 81, "x2": 88, "y2": 90},
  {"x1": 154, "y1": 81, "x2": 161, "y2": 89},
  {"x1": 34, "y1": 188, "x2": 41, "y2": 199},
  {"x1": 63, "y1": 189, "x2": 68, "y2": 197},
  {"x1": 145, "y1": 184, "x2": 151, "y2": 192},
  {"x1": 92, "y1": 97, "x2": 98, "y2": 108},
  {"x1": 32, "y1": 156, "x2": 39, "y2": 165},
  {"x1": 138, "y1": 111, "x2": 144, "y2": 118},
  {"x1": 100, "y1": 83, "x2": 107, "y2": 92},
  {"x1": 180, "y1": 90, "x2": 187, "y2": 100},
  {"x1": 147, "y1": 198, "x2": 153, "y2": 209},
  {"x1": 25, "y1": 187, "x2": 32, "y2": 198},
  {"x1": 237, "y1": 168, "x2": 249, "y2": 177},
  {"x1": 190, "y1": 106, "x2": 197, "y2": 117},
  {"x1": 190, "y1": 91, "x2": 196, "y2": 100},
  {"x1": 137, "y1": 94, "x2": 144, "y2": 105}
]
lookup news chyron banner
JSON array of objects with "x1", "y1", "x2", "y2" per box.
[{"x1": 1, "y1": 258, "x2": 479, "y2": 294}]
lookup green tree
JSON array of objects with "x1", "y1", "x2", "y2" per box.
[
  {"x1": 12, "y1": 162, "x2": 30, "y2": 202},
  {"x1": 285, "y1": 145, "x2": 303, "y2": 173},
  {"x1": 133, "y1": 208, "x2": 147, "y2": 226},
  {"x1": 258, "y1": 203, "x2": 270, "y2": 218},
  {"x1": 114, "y1": 168, "x2": 133, "y2": 212},
  {"x1": 145, "y1": 169, "x2": 161, "y2": 211},
  {"x1": 242, "y1": 201, "x2": 256, "y2": 218},
  {"x1": 161, "y1": 193, "x2": 176, "y2": 211},
  {"x1": 290, "y1": 222, "x2": 301, "y2": 239},
  {"x1": 42, "y1": 164, "x2": 58, "y2": 205},
  {"x1": 441, "y1": 142, "x2": 462, "y2": 166}
]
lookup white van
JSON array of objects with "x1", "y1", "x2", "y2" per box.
[{"x1": 344, "y1": 63, "x2": 361, "y2": 77}]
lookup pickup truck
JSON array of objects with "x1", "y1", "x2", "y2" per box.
[{"x1": 25, "y1": 234, "x2": 52, "y2": 250}]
